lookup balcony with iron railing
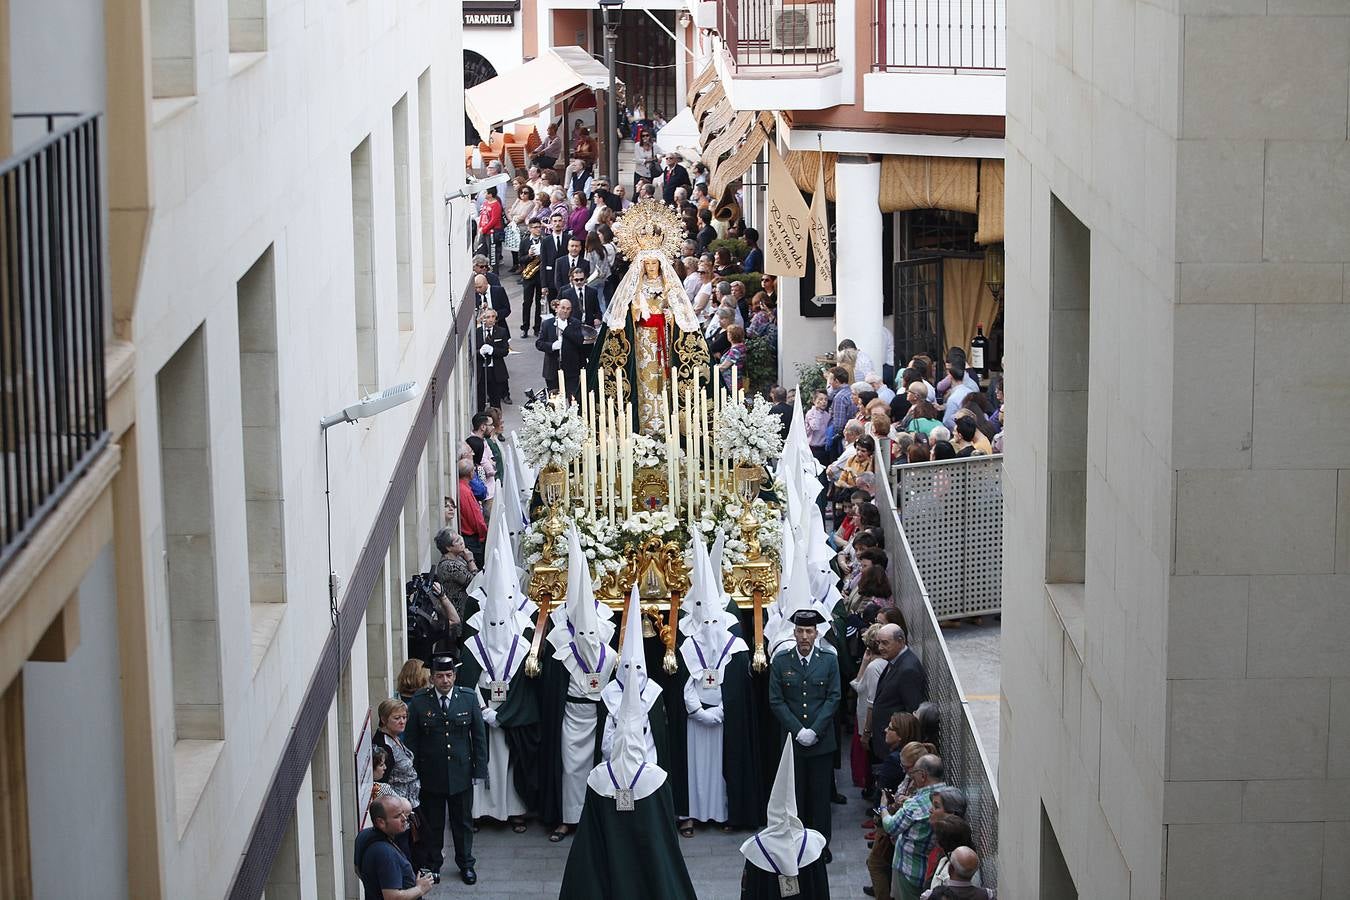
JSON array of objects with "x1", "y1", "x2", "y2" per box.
[
  {"x1": 709, "y1": 0, "x2": 854, "y2": 111},
  {"x1": 864, "y1": 0, "x2": 1006, "y2": 116},
  {"x1": 719, "y1": 0, "x2": 840, "y2": 72},
  {"x1": 0, "y1": 114, "x2": 109, "y2": 576},
  {"x1": 873, "y1": 0, "x2": 1006, "y2": 71}
]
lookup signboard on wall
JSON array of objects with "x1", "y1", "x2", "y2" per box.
[
  {"x1": 354, "y1": 708, "x2": 374, "y2": 828},
  {"x1": 464, "y1": 1, "x2": 518, "y2": 26}
]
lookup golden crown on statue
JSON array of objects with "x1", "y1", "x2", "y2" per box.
[{"x1": 613, "y1": 198, "x2": 685, "y2": 263}]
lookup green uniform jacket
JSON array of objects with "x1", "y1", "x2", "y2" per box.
[
  {"x1": 402, "y1": 685, "x2": 488, "y2": 796},
  {"x1": 767, "y1": 650, "x2": 841, "y2": 758}
]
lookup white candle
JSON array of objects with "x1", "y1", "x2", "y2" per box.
[
  {"x1": 683, "y1": 395, "x2": 693, "y2": 524},
  {"x1": 616, "y1": 369, "x2": 626, "y2": 442}
]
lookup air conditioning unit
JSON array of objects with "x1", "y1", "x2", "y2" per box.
[{"x1": 770, "y1": 2, "x2": 830, "y2": 52}]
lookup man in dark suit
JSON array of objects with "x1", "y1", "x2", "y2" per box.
[
  {"x1": 660, "y1": 153, "x2": 691, "y2": 205},
  {"x1": 768, "y1": 609, "x2": 841, "y2": 855},
  {"x1": 519, "y1": 218, "x2": 546, "y2": 336},
  {"x1": 558, "y1": 267, "x2": 602, "y2": 328},
  {"x1": 472, "y1": 273, "x2": 511, "y2": 329},
  {"x1": 475, "y1": 307, "x2": 512, "y2": 408},
  {"x1": 536, "y1": 296, "x2": 588, "y2": 402},
  {"x1": 865, "y1": 624, "x2": 928, "y2": 765},
  {"x1": 539, "y1": 213, "x2": 571, "y2": 306},
  {"x1": 471, "y1": 254, "x2": 501, "y2": 287},
  {"x1": 403, "y1": 654, "x2": 488, "y2": 884},
  {"x1": 552, "y1": 235, "x2": 590, "y2": 298}
]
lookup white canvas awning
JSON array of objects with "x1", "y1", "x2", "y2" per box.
[
  {"x1": 465, "y1": 46, "x2": 619, "y2": 145},
  {"x1": 656, "y1": 108, "x2": 700, "y2": 162}
]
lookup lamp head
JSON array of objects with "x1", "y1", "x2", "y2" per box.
[{"x1": 320, "y1": 381, "x2": 420, "y2": 429}]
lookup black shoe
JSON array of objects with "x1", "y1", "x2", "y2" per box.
[
  {"x1": 831, "y1": 792, "x2": 847, "y2": 804},
  {"x1": 503, "y1": 396, "x2": 514, "y2": 405},
  {"x1": 461, "y1": 867, "x2": 477, "y2": 885},
  {"x1": 520, "y1": 329, "x2": 530, "y2": 337},
  {"x1": 863, "y1": 888, "x2": 876, "y2": 897}
]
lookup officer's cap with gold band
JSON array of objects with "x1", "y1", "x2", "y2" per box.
[{"x1": 430, "y1": 653, "x2": 461, "y2": 673}]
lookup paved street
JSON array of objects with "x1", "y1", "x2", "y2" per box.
[{"x1": 429, "y1": 760, "x2": 875, "y2": 899}]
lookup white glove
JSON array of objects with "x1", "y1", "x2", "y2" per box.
[
  {"x1": 552, "y1": 338, "x2": 563, "y2": 351},
  {"x1": 795, "y1": 727, "x2": 817, "y2": 747},
  {"x1": 702, "y1": 705, "x2": 725, "y2": 726},
  {"x1": 479, "y1": 344, "x2": 493, "y2": 357}
]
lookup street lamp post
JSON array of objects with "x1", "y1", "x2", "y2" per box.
[{"x1": 599, "y1": 0, "x2": 623, "y2": 182}]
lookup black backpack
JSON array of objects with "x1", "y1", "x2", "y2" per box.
[{"x1": 405, "y1": 573, "x2": 447, "y2": 644}]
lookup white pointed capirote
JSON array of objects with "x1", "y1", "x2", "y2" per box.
[
  {"x1": 799, "y1": 491, "x2": 841, "y2": 610},
  {"x1": 500, "y1": 441, "x2": 529, "y2": 547},
  {"x1": 740, "y1": 736, "x2": 827, "y2": 875},
  {"x1": 601, "y1": 580, "x2": 662, "y2": 719},
  {"x1": 679, "y1": 532, "x2": 737, "y2": 638},
  {"x1": 587, "y1": 592, "x2": 668, "y2": 803},
  {"x1": 471, "y1": 501, "x2": 537, "y2": 617},
  {"x1": 465, "y1": 547, "x2": 530, "y2": 682},
  {"x1": 550, "y1": 523, "x2": 616, "y2": 677},
  {"x1": 764, "y1": 516, "x2": 834, "y2": 658},
  {"x1": 708, "y1": 530, "x2": 727, "y2": 587},
  {"x1": 777, "y1": 389, "x2": 821, "y2": 515}
]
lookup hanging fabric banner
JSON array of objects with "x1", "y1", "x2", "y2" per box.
[
  {"x1": 764, "y1": 143, "x2": 811, "y2": 278},
  {"x1": 809, "y1": 153, "x2": 833, "y2": 298}
]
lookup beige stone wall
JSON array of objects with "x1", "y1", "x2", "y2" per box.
[
  {"x1": 1163, "y1": 5, "x2": 1350, "y2": 898},
  {"x1": 1004, "y1": 0, "x2": 1350, "y2": 896}
]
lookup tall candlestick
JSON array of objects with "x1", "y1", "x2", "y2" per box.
[
  {"x1": 615, "y1": 369, "x2": 626, "y2": 444},
  {"x1": 684, "y1": 399, "x2": 694, "y2": 524}
]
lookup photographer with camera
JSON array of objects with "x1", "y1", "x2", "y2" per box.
[{"x1": 354, "y1": 796, "x2": 435, "y2": 899}]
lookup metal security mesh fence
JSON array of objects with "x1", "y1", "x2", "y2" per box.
[
  {"x1": 892, "y1": 454, "x2": 1003, "y2": 619},
  {"x1": 877, "y1": 463, "x2": 1000, "y2": 886}
]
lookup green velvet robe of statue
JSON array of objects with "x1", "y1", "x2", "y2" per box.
[{"x1": 558, "y1": 783, "x2": 698, "y2": 900}]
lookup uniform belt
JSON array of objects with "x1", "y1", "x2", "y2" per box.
[{"x1": 565, "y1": 695, "x2": 605, "y2": 706}]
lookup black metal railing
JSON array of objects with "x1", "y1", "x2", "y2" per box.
[
  {"x1": 721, "y1": 0, "x2": 838, "y2": 71},
  {"x1": 0, "y1": 113, "x2": 108, "y2": 574},
  {"x1": 877, "y1": 458, "x2": 1000, "y2": 885},
  {"x1": 874, "y1": 0, "x2": 1007, "y2": 71}
]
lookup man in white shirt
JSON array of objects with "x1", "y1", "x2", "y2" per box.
[
  {"x1": 941, "y1": 361, "x2": 975, "y2": 430},
  {"x1": 865, "y1": 373, "x2": 895, "y2": 405},
  {"x1": 838, "y1": 339, "x2": 878, "y2": 382}
]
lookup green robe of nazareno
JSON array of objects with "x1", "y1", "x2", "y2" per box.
[
  {"x1": 457, "y1": 637, "x2": 542, "y2": 810},
  {"x1": 739, "y1": 858, "x2": 832, "y2": 899},
  {"x1": 538, "y1": 625, "x2": 671, "y2": 827},
  {"x1": 558, "y1": 783, "x2": 698, "y2": 900},
  {"x1": 585, "y1": 315, "x2": 712, "y2": 433}
]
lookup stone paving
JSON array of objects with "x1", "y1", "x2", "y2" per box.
[{"x1": 428, "y1": 761, "x2": 876, "y2": 899}]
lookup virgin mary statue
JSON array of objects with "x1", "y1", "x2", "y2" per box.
[{"x1": 590, "y1": 199, "x2": 710, "y2": 435}]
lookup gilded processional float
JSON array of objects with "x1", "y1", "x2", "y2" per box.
[{"x1": 514, "y1": 199, "x2": 792, "y2": 676}]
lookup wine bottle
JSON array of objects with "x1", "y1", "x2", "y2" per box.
[{"x1": 970, "y1": 324, "x2": 989, "y2": 380}]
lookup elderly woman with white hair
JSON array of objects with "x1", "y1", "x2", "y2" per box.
[{"x1": 866, "y1": 371, "x2": 896, "y2": 404}]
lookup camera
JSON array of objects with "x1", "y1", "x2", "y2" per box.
[{"x1": 418, "y1": 869, "x2": 441, "y2": 884}]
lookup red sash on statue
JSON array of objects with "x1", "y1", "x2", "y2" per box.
[{"x1": 637, "y1": 312, "x2": 668, "y2": 369}]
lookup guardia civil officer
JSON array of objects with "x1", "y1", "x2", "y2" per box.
[
  {"x1": 403, "y1": 653, "x2": 488, "y2": 884},
  {"x1": 767, "y1": 609, "x2": 841, "y2": 861}
]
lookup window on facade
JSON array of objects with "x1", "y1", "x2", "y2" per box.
[
  {"x1": 1045, "y1": 195, "x2": 1090, "y2": 584},
  {"x1": 417, "y1": 68, "x2": 437, "y2": 291},
  {"x1": 393, "y1": 95, "x2": 414, "y2": 332},
  {"x1": 351, "y1": 137, "x2": 379, "y2": 395},
  {"x1": 150, "y1": 0, "x2": 196, "y2": 97},
  {"x1": 157, "y1": 327, "x2": 223, "y2": 741},
  {"x1": 229, "y1": 0, "x2": 266, "y2": 53}
]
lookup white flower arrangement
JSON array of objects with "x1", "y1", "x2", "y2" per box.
[
  {"x1": 518, "y1": 398, "x2": 585, "y2": 471},
  {"x1": 621, "y1": 508, "x2": 684, "y2": 547},
  {"x1": 689, "y1": 497, "x2": 783, "y2": 572},
  {"x1": 629, "y1": 432, "x2": 664, "y2": 469},
  {"x1": 719, "y1": 395, "x2": 785, "y2": 467},
  {"x1": 519, "y1": 510, "x2": 626, "y2": 580}
]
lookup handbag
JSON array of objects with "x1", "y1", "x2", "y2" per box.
[{"x1": 503, "y1": 222, "x2": 521, "y2": 251}]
